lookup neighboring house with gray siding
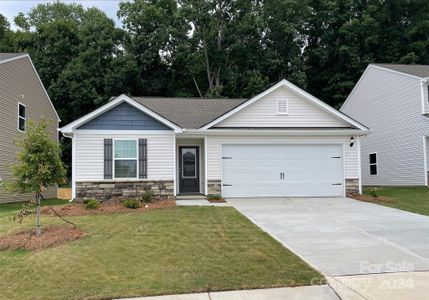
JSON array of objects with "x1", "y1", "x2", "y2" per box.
[
  {"x1": 61, "y1": 79, "x2": 368, "y2": 201},
  {"x1": 0, "y1": 53, "x2": 60, "y2": 203},
  {"x1": 341, "y1": 64, "x2": 429, "y2": 186}
]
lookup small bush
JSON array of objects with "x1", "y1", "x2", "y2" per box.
[
  {"x1": 85, "y1": 199, "x2": 100, "y2": 210},
  {"x1": 123, "y1": 199, "x2": 140, "y2": 209},
  {"x1": 207, "y1": 194, "x2": 223, "y2": 201},
  {"x1": 369, "y1": 188, "x2": 378, "y2": 198},
  {"x1": 141, "y1": 191, "x2": 154, "y2": 203}
]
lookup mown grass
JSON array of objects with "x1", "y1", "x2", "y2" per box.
[
  {"x1": 363, "y1": 186, "x2": 429, "y2": 216},
  {"x1": 0, "y1": 203, "x2": 322, "y2": 300}
]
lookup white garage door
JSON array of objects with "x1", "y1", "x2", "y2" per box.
[{"x1": 221, "y1": 144, "x2": 344, "y2": 197}]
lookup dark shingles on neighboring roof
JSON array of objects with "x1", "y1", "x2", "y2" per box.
[
  {"x1": 130, "y1": 97, "x2": 248, "y2": 129},
  {"x1": 373, "y1": 64, "x2": 429, "y2": 78},
  {"x1": 0, "y1": 53, "x2": 26, "y2": 62}
]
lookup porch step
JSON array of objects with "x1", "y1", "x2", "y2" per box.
[{"x1": 176, "y1": 194, "x2": 207, "y2": 200}]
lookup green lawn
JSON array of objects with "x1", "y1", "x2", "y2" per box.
[
  {"x1": 363, "y1": 186, "x2": 429, "y2": 216},
  {"x1": 0, "y1": 202, "x2": 322, "y2": 300}
]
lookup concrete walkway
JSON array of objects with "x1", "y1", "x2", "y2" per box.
[
  {"x1": 118, "y1": 285, "x2": 340, "y2": 300},
  {"x1": 227, "y1": 197, "x2": 429, "y2": 276},
  {"x1": 176, "y1": 200, "x2": 230, "y2": 207}
]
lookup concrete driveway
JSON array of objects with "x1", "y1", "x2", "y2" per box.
[{"x1": 227, "y1": 197, "x2": 429, "y2": 276}]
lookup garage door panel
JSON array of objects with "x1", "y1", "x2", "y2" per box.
[{"x1": 222, "y1": 144, "x2": 344, "y2": 197}]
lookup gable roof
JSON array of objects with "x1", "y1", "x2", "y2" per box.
[
  {"x1": 61, "y1": 79, "x2": 369, "y2": 133},
  {"x1": 0, "y1": 53, "x2": 61, "y2": 121},
  {"x1": 130, "y1": 97, "x2": 247, "y2": 129},
  {"x1": 60, "y1": 95, "x2": 183, "y2": 133},
  {"x1": 201, "y1": 79, "x2": 368, "y2": 130},
  {"x1": 373, "y1": 64, "x2": 429, "y2": 78},
  {"x1": 0, "y1": 53, "x2": 26, "y2": 63}
]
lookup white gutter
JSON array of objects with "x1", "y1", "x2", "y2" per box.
[{"x1": 180, "y1": 128, "x2": 370, "y2": 136}]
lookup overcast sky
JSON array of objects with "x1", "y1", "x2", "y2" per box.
[{"x1": 1, "y1": 0, "x2": 124, "y2": 28}]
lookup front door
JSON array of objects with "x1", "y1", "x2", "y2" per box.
[{"x1": 179, "y1": 146, "x2": 199, "y2": 193}]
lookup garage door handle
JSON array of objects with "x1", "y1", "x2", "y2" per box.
[
  {"x1": 222, "y1": 184, "x2": 232, "y2": 186},
  {"x1": 332, "y1": 183, "x2": 342, "y2": 185},
  {"x1": 331, "y1": 156, "x2": 341, "y2": 159},
  {"x1": 280, "y1": 173, "x2": 285, "y2": 180}
]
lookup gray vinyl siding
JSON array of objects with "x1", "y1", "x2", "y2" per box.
[
  {"x1": 78, "y1": 102, "x2": 171, "y2": 130},
  {"x1": 0, "y1": 56, "x2": 58, "y2": 203},
  {"x1": 341, "y1": 66, "x2": 429, "y2": 186}
]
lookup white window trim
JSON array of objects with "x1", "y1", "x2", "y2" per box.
[
  {"x1": 369, "y1": 152, "x2": 378, "y2": 176},
  {"x1": 17, "y1": 102, "x2": 26, "y2": 132},
  {"x1": 276, "y1": 98, "x2": 288, "y2": 115},
  {"x1": 113, "y1": 138, "x2": 139, "y2": 179}
]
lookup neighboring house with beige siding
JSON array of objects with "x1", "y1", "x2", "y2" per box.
[
  {"x1": 341, "y1": 64, "x2": 429, "y2": 186},
  {"x1": 0, "y1": 53, "x2": 60, "y2": 203},
  {"x1": 61, "y1": 79, "x2": 368, "y2": 201}
]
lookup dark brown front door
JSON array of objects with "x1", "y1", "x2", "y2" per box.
[{"x1": 179, "y1": 146, "x2": 199, "y2": 193}]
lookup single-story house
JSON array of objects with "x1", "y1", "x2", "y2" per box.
[{"x1": 60, "y1": 79, "x2": 369, "y2": 201}]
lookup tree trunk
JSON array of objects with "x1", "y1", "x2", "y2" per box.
[{"x1": 35, "y1": 192, "x2": 41, "y2": 237}]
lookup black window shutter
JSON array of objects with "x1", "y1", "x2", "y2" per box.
[
  {"x1": 104, "y1": 139, "x2": 113, "y2": 179},
  {"x1": 139, "y1": 138, "x2": 147, "y2": 179}
]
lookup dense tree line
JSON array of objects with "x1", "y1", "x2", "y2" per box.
[{"x1": 1, "y1": 0, "x2": 428, "y2": 169}]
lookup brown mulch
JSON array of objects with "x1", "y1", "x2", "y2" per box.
[
  {"x1": 207, "y1": 198, "x2": 226, "y2": 203},
  {"x1": 0, "y1": 226, "x2": 86, "y2": 251},
  {"x1": 352, "y1": 194, "x2": 394, "y2": 204},
  {"x1": 41, "y1": 199, "x2": 176, "y2": 217}
]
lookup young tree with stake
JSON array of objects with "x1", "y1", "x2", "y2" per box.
[{"x1": 5, "y1": 119, "x2": 66, "y2": 237}]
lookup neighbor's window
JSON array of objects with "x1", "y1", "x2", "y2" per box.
[
  {"x1": 369, "y1": 153, "x2": 377, "y2": 175},
  {"x1": 114, "y1": 140, "x2": 137, "y2": 178},
  {"x1": 276, "y1": 98, "x2": 288, "y2": 115},
  {"x1": 18, "y1": 103, "x2": 26, "y2": 132}
]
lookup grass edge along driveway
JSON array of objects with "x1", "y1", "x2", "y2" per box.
[
  {"x1": 0, "y1": 202, "x2": 323, "y2": 300},
  {"x1": 362, "y1": 186, "x2": 429, "y2": 217}
]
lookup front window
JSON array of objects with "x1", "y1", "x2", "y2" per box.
[
  {"x1": 114, "y1": 140, "x2": 137, "y2": 178},
  {"x1": 369, "y1": 153, "x2": 377, "y2": 175},
  {"x1": 18, "y1": 103, "x2": 26, "y2": 132}
]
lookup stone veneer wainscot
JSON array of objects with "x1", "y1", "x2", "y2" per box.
[
  {"x1": 75, "y1": 180, "x2": 174, "y2": 202},
  {"x1": 345, "y1": 178, "x2": 360, "y2": 196}
]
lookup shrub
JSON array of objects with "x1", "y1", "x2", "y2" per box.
[
  {"x1": 85, "y1": 199, "x2": 100, "y2": 210},
  {"x1": 123, "y1": 199, "x2": 140, "y2": 209},
  {"x1": 369, "y1": 188, "x2": 378, "y2": 198},
  {"x1": 207, "y1": 194, "x2": 223, "y2": 201},
  {"x1": 141, "y1": 191, "x2": 154, "y2": 203}
]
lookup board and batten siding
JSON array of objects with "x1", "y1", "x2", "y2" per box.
[
  {"x1": 341, "y1": 66, "x2": 429, "y2": 186},
  {"x1": 216, "y1": 86, "x2": 349, "y2": 128},
  {"x1": 0, "y1": 56, "x2": 58, "y2": 203},
  {"x1": 78, "y1": 102, "x2": 170, "y2": 130},
  {"x1": 206, "y1": 135, "x2": 359, "y2": 181},
  {"x1": 74, "y1": 132, "x2": 174, "y2": 181}
]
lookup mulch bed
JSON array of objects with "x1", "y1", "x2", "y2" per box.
[
  {"x1": 352, "y1": 194, "x2": 394, "y2": 204},
  {"x1": 0, "y1": 226, "x2": 86, "y2": 251},
  {"x1": 41, "y1": 199, "x2": 176, "y2": 217},
  {"x1": 207, "y1": 198, "x2": 227, "y2": 203}
]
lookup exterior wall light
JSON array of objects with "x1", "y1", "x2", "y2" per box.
[{"x1": 350, "y1": 136, "x2": 355, "y2": 147}]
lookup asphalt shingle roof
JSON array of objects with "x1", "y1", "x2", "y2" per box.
[
  {"x1": 130, "y1": 97, "x2": 248, "y2": 129},
  {"x1": 0, "y1": 53, "x2": 26, "y2": 62},
  {"x1": 374, "y1": 64, "x2": 429, "y2": 78}
]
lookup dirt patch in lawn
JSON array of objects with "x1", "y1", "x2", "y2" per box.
[
  {"x1": 0, "y1": 226, "x2": 86, "y2": 251},
  {"x1": 352, "y1": 194, "x2": 394, "y2": 204},
  {"x1": 41, "y1": 199, "x2": 176, "y2": 217}
]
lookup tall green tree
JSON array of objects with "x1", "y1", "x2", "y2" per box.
[{"x1": 0, "y1": 14, "x2": 15, "y2": 51}]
